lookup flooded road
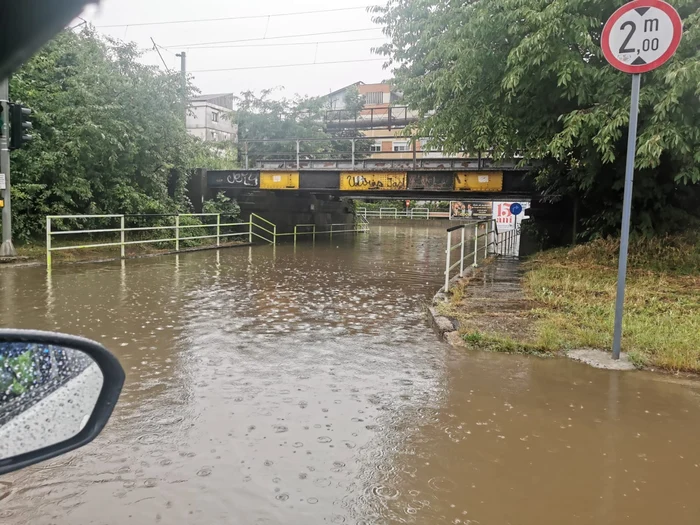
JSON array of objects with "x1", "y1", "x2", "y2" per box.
[{"x1": 1, "y1": 222, "x2": 700, "y2": 524}]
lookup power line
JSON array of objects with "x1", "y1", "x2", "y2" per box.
[
  {"x1": 150, "y1": 37, "x2": 171, "y2": 72},
  {"x1": 181, "y1": 37, "x2": 386, "y2": 51},
  {"x1": 164, "y1": 28, "x2": 382, "y2": 49},
  {"x1": 189, "y1": 58, "x2": 385, "y2": 74},
  {"x1": 97, "y1": 6, "x2": 372, "y2": 28}
]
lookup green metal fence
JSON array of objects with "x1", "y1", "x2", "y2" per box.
[{"x1": 46, "y1": 213, "x2": 370, "y2": 267}]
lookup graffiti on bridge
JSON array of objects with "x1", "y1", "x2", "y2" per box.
[
  {"x1": 227, "y1": 172, "x2": 259, "y2": 187},
  {"x1": 339, "y1": 172, "x2": 407, "y2": 191},
  {"x1": 207, "y1": 171, "x2": 261, "y2": 189}
]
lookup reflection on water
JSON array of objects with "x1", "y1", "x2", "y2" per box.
[{"x1": 1, "y1": 223, "x2": 700, "y2": 524}]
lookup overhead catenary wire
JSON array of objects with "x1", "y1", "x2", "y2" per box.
[
  {"x1": 96, "y1": 6, "x2": 372, "y2": 28},
  {"x1": 189, "y1": 58, "x2": 385, "y2": 74},
  {"x1": 172, "y1": 37, "x2": 386, "y2": 51},
  {"x1": 163, "y1": 27, "x2": 383, "y2": 49}
]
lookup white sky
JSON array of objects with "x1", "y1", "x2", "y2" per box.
[{"x1": 80, "y1": 0, "x2": 391, "y2": 99}]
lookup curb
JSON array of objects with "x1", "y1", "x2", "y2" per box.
[{"x1": 426, "y1": 265, "x2": 481, "y2": 346}]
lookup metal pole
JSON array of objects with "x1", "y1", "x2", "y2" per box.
[
  {"x1": 0, "y1": 77, "x2": 16, "y2": 256},
  {"x1": 444, "y1": 230, "x2": 452, "y2": 292},
  {"x1": 296, "y1": 140, "x2": 300, "y2": 170},
  {"x1": 294, "y1": 225, "x2": 297, "y2": 247},
  {"x1": 244, "y1": 141, "x2": 249, "y2": 170},
  {"x1": 120, "y1": 215, "x2": 125, "y2": 259},
  {"x1": 473, "y1": 223, "x2": 479, "y2": 267},
  {"x1": 351, "y1": 139, "x2": 355, "y2": 170},
  {"x1": 46, "y1": 217, "x2": 51, "y2": 267},
  {"x1": 216, "y1": 214, "x2": 221, "y2": 246},
  {"x1": 175, "y1": 52, "x2": 186, "y2": 124},
  {"x1": 509, "y1": 230, "x2": 514, "y2": 255},
  {"x1": 612, "y1": 73, "x2": 641, "y2": 361},
  {"x1": 459, "y1": 227, "x2": 465, "y2": 276},
  {"x1": 484, "y1": 223, "x2": 489, "y2": 259},
  {"x1": 175, "y1": 215, "x2": 180, "y2": 252},
  {"x1": 412, "y1": 138, "x2": 417, "y2": 170},
  {"x1": 248, "y1": 214, "x2": 253, "y2": 243},
  {"x1": 273, "y1": 224, "x2": 277, "y2": 246}
]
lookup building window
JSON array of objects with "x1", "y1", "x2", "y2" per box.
[
  {"x1": 393, "y1": 141, "x2": 408, "y2": 152},
  {"x1": 211, "y1": 111, "x2": 219, "y2": 122},
  {"x1": 211, "y1": 131, "x2": 218, "y2": 141},
  {"x1": 364, "y1": 92, "x2": 384, "y2": 105},
  {"x1": 370, "y1": 143, "x2": 381, "y2": 153}
]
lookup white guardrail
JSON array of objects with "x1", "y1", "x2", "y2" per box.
[
  {"x1": 46, "y1": 213, "x2": 370, "y2": 267},
  {"x1": 443, "y1": 220, "x2": 520, "y2": 292},
  {"x1": 357, "y1": 207, "x2": 449, "y2": 219}
]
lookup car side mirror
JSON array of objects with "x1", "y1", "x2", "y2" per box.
[{"x1": 0, "y1": 330, "x2": 125, "y2": 475}]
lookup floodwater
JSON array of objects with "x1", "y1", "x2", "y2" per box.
[{"x1": 1, "y1": 222, "x2": 700, "y2": 524}]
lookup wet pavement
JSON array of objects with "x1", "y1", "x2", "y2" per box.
[{"x1": 1, "y1": 222, "x2": 700, "y2": 524}]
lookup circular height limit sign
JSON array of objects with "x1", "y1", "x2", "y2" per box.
[{"x1": 602, "y1": 0, "x2": 682, "y2": 74}]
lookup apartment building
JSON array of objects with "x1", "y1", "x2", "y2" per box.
[{"x1": 187, "y1": 93, "x2": 237, "y2": 143}]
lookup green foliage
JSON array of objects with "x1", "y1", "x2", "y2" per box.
[
  {"x1": 191, "y1": 143, "x2": 238, "y2": 171},
  {"x1": 236, "y1": 88, "x2": 372, "y2": 162},
  {"x1": 342, "y1": 85, "x2": 365, "y2": 117},
  {"x1": 203, "y1": 192, "x2": 241, "y2": 217},
  {"x1": 5, "y1": 28, "x2": 218, "y2": 242},
  {"x1": 372, "y1": 0, "x2": 700, "y2": 237},
  {"x1": 525, "y1": 237, "x2": 700, "y2": 371}
]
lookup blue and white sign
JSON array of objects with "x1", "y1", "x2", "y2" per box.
[{"x1": 509, "y1": 203, "x2": 523, "y2": 216}]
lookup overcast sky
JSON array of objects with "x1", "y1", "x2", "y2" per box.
[{"x1": 80, "y1": 0, "x2": 390, "y2": 100}]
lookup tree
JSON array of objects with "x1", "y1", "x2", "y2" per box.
[
  {"x1": 236, "y1": 88, "x2": 371, "y2": 163},
  {"x1": 236, "y1": 88, "x2": 328, "y2": 164},
  {"x1": 372, "y1": 0, "x2": 700, "y2": 237},
  {"x1": 342, "y1": 84, "x2": 365, "y2": 118},
  {"x1": 6, "y1": 28, "x2": 226, "y2": 241}
]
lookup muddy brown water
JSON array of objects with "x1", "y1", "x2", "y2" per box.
[{"x1": 1, "y1": 222, "x2": 700, "y2": 524}]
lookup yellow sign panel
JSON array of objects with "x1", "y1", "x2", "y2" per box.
[
  {"x1": 340, "y1": 172, "x2": 407, "y2": 191},
  {"x1": 260, "y1": 172, "x2": 300, "y2": 190},
  {"x1": 454, "y1": 172, "x2": 503, "y2": 192}
]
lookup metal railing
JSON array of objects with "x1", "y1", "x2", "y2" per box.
[
  {"x1": 324, "y1": 106, "x2": 419, "y2": 130},
  {"x1": 240, "y1": 137, "x2": 530, "y2": 172},
  {"x1": 357, "y1": 207, "x2": 442, "y2": 220},
  {"x1": 46, "y1": 213, "x2": 250, "y2": 266},
  {"x1": 46, "y1": 212, "x2": 371, "y2": 266},
  {"x1": 249, "y1": 213, "x2": 277, "y2": 244},
  {"x1": 443, "y1": 220, "x2": 521, "y2": 292},
  {"x1": 276, "y1": 215, "x2": 370, "y2": 244}
]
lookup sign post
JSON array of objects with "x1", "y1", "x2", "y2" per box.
[{"x1": 601, "y1": 0, "x2": 682, "y2": 359}]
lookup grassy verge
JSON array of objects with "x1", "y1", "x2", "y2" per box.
[{"x1": 439, "y1": 234, "x2": 700, "y2": 373}]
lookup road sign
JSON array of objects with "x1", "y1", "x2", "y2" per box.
[
  {"x1": 602, "y1": 0, "x2": 682, "y2": 74},
  {"x1": 510, "y1": 203, "x2": 523, "y2": 216},
  {"x1": 602, "y1": 0, "x2": 682, "y2": 360}
]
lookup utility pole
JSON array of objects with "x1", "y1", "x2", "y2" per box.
[
  {"x1": 175, "y1": 52, "x2": 187, "y2": 124},
  {"x1": 0, "y1": 77, "x2": 16, "y2": 257}
]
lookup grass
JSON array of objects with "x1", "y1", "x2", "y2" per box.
[{"x1": 440, "y1": 233, "x2": 700, "y2": 373}]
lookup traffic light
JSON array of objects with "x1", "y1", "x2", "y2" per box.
[{"x1": 9, "y1": 103, "x2": 32, "y2": 150}]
